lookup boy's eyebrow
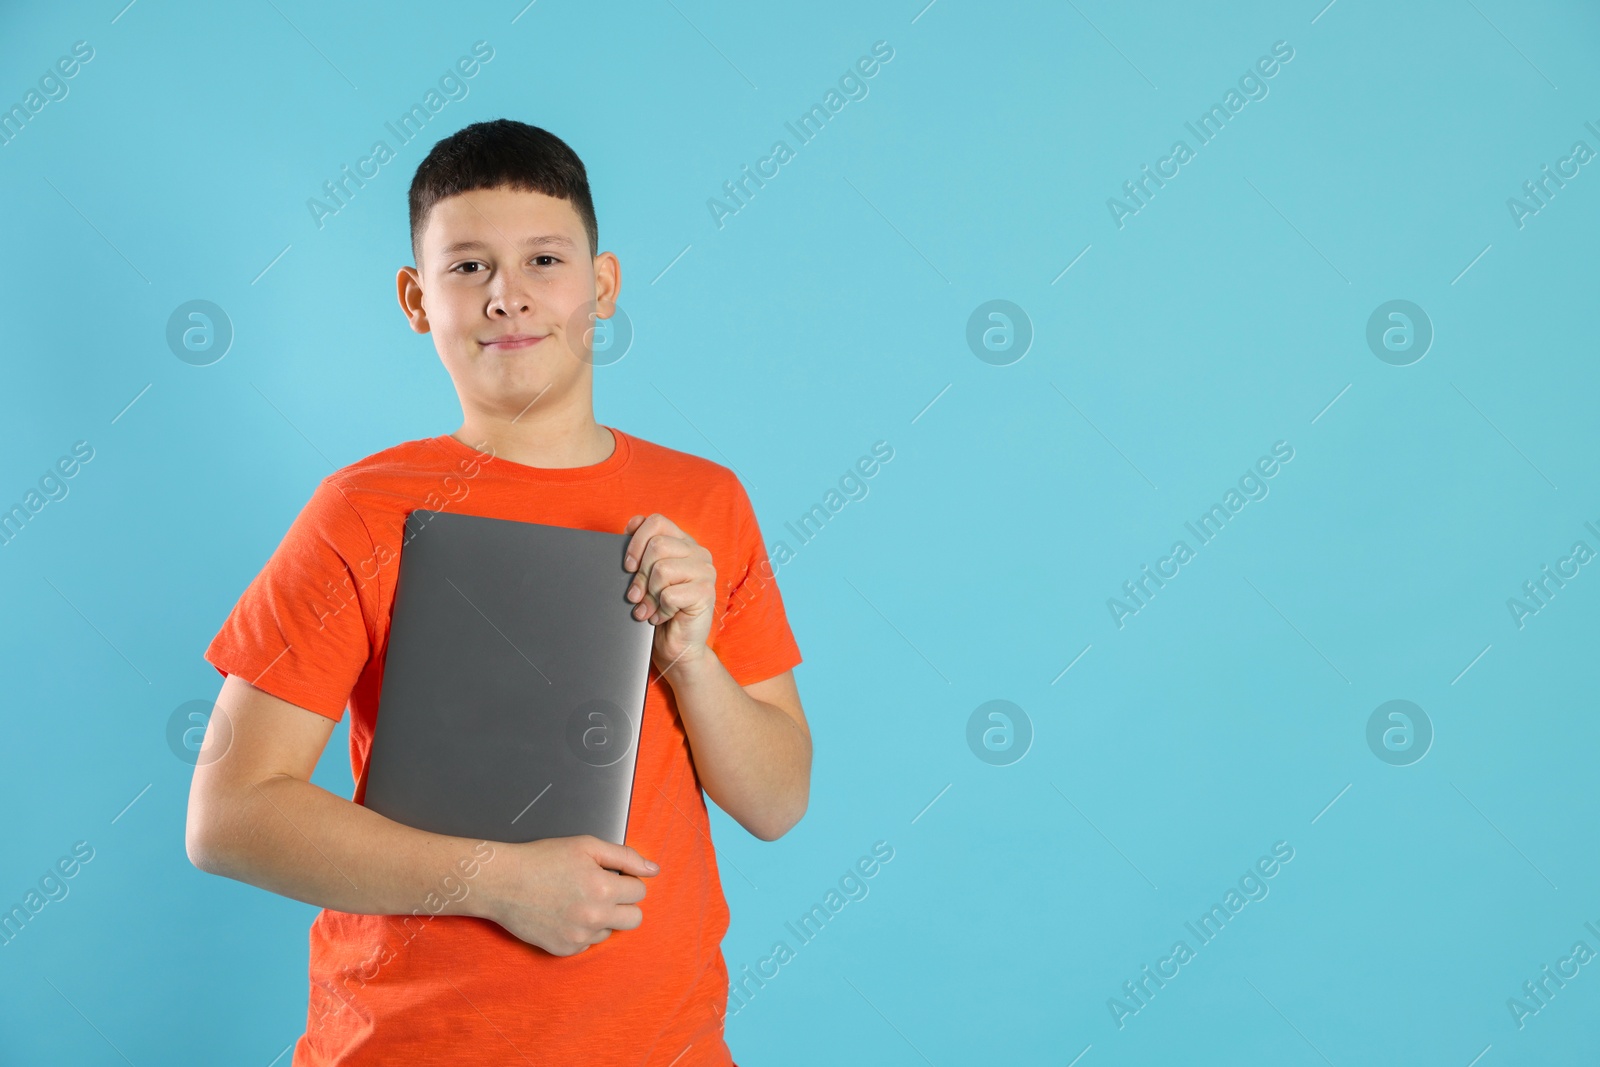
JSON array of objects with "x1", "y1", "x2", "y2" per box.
[{"x1": 439, "y1": 234, "x2": 576, "y2": 256}]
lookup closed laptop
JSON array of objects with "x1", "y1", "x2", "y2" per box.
[{"x1": 361, "y1": 509, "x2": 654, "y2": 846}]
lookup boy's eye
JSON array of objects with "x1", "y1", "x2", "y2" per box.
[{"x1": 450, "y1": 257, "x2": 559, "y2": 274}]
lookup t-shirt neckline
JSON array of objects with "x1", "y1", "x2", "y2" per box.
[{"x1": 432, "y1": 425, "x2": 632, "y2": 483}]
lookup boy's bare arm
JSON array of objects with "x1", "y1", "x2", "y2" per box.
[
  {"x1": 185, "y1": 674, "x2": 658, "y2": 955},
  {"x1": 184, "y1": 674, "x2": 497, "y2": 916},
  {"x1": 619, "y1": 511, "x2": 812, "y2": 842},
  {"x1": 666, "y1": 657, "x2": 811, "y2": 842}
]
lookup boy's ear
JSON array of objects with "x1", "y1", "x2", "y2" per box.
[
  {"x1": 397, "y1": 266, "x2": 431, "y2": 334},
  {"x1": 593, "y1": 251, "x2": 621, "y2": 317}
]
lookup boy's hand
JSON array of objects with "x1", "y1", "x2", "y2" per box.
[
  {"x1": 621, "y1": 513, "x2": 716, "y2": 676},
  {"x1": 481, "y1": 835, "x2": 659, "y2": 956}
]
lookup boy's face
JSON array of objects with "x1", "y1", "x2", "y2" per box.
[{"x1": 397, "y1": 185, "x2": 618, "y2": 423}]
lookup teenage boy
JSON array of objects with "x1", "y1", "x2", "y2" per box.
[{"x1": 186, "y1": 119, "x2": 810, "y2": 1066}]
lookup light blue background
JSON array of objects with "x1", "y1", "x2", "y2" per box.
[{"x1": 2, "y1": 1, "x2": 1598, "y2": 1064}]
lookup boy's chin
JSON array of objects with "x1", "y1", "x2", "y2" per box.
[{"x1": 476, "y1": 378, "x2": 562, "y2": 416}]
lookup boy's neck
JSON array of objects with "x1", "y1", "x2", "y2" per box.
[{"x1": 453, "y1": 407, "x2": 615, "y2": 470}]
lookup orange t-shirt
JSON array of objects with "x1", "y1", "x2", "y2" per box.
[{"x1": 203, "y1": 426, "x2": 802, "y2": 1067}]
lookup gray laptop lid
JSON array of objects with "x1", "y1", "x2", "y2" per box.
[{"x1": 361, "y1": 509, "x2": 654, "y2": 846}]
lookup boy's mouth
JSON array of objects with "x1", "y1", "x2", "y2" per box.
[{"x1": 481, "y1": 333, "x2": 546, "y2": 350}]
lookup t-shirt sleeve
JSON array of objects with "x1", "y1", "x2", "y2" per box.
[
  {"x1": 203, "y1": 477, "x2": 377, "y2": 721},
  {"x1": 711, "y1": 474, "x2": 802, "y2": 688}
]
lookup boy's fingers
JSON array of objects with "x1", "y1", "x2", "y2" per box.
[
  {"x1": 611, "y1": 877, "x2": 648, "y2": 906},
  {"x1": 633, "y1": 552, "x2": 705, "y2": 612},
  {"x1": 588, "y1": 838, "x2": 659, "y2": 878},
  {"x1": 628, "y1": 534, "x2": 682, "y2": 588},
  {"x1": 624, "y1": 515, "x2": 670, "y2": 569},
  {"x1": 650, "y1": 581, "x2": 696, "y2": 623},
  {"x1": 624, "y1": 517, "x2": 693, "y2": 573},
  {"x1": 639, "y1": 564, "x2": 701, "y2": 620},
  {"x1": 631, "y1": 585, "x2": 661, "y2": 621},
  {"x1": 605, "y1": 903, "x2": 645, "y2": 931},
  {"x1": 633, "y1": 559, "x2": 684, "y2": 601}
]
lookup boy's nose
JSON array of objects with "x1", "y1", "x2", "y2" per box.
[{"x1": 489, "y1": 290, "x2": 531, "y2": 316}]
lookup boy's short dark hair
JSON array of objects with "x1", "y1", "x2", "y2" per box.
[{"x1": 408, "y1": 118, "x2": 598, "y2": 266}]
